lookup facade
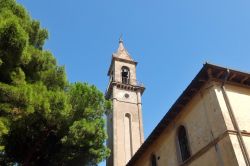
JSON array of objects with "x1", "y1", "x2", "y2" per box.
[
  {"x1": 127, "y1": 64, "x2": 250, "y2": 166},
  {"x1": 105, "y1": 39, "x2": 145, "y2": 166}
]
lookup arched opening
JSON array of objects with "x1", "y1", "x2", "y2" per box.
[
  {"x1": 124, "y1": 113, "x2": 132, "y2": 163},
  {"x1": 121, "y1": 66, "x2": 130, "y2": 84},
  {"x1": 151, "y1": 154, "x2": 157, "y2": 166},
  {"x1": 178, "y1": 125, "x2": 191, "y2": 162},
  {"x1": 110, "y1": 71, "x2": 114, "y2": 82}
]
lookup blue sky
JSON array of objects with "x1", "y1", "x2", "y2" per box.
[{"x1": 17, "y1": 0, "x2": 250, "y2": 165}]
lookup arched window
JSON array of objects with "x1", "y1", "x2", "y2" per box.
[
  {"x1": 121, "y1": 66, "x2": 130, "y2": 84},
  {"x1": 151, "y1": 154, "x2": 157, "y2": 166},
  {"x1": 178, "y1": 125, "x2": 191, "y2": 162},
  {"x1": 110, "y1": 71, "x2": 114, "y2": 82},
  {"x1": 124, "y1": 113, "x2": 132, "y2": 163}
]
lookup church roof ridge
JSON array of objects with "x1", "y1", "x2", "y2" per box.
[{"x1": 127, "y1": 63, "x2": 250, "y2": 165}]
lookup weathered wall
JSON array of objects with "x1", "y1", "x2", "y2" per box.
[
  {"x1": 112, "y1": 87, "x2": 143, "y2": 166},
  {"x1": 215, "y1": 83, "x2": 250, "y2": 165},
  {"x1": 243, "y1": 137, "x2": 250, "y2": 158},
  {"x1": 224, "y1": 84, "x2": 250, "y2": 132},
  {"x1": 132, "y1": 82, "x2": 240, "y2": 166}
]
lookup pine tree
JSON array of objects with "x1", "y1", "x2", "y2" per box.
[{"x1": 0, "y1": 0, "x2": 110, "y2": 165}]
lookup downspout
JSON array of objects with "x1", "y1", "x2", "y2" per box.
[
  {"x1": 221, "y1": 69, "x2": 250, "y2": 166},
  {"x1": 136, "y1": 90, "x2": 144, "y2": 144}
]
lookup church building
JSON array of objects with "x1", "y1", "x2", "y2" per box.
[{"x1": 106, "y1": 41, "x2": 250, "y2": 166}]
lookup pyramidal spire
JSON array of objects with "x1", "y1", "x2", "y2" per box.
[{"x1": 114, "y1": 36, "x2": 134, "y2": 61}]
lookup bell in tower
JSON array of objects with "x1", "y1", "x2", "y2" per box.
[{"x1": 105, "y1": 38, "x2": 145, "y2": 166}]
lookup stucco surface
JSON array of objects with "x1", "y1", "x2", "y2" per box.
[
  {"x1": 131, "y1": 82, "x2": 249, "y2": 166},
  {"x1": 225, "y1": 85, "x2": 250, "y2": 132}
]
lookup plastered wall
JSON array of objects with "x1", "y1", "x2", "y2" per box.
[
  {"x1": 223, "y1": 84, "x2": 250, "y2": 132},
  {"x1": 132, "y1": 82, "x2": 240, "y2": 166},
  {"x1": 108, "y1": 85, "x2": 144, "y2": 166},
  {"x1": 216, "y1": 84, "x2": 250, "y2": 165}
]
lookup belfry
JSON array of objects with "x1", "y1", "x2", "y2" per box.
[{"x1": 105, "y1": 39, "x2": 145, "y2": 166}]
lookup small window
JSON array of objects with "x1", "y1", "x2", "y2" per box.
[
  {"x1": 178, "y1": 125, "x2": 191, "y2": 162},
  {"x1": 151, "y1": 154, "x2": 157, "y2": 166},
  {"x1": 121, "y1": 66, "x2": 130, "y2": 84}
]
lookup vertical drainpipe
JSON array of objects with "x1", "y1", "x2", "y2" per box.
[
  {"x1": 137, "y1": 91, "x2": 144, "y2": 144},
  {"x1": 221, "y1": 69, "x2": 250, "y2": 166}
]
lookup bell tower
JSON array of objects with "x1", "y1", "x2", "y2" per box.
[{"x1": 106, "y1": 39, "x2": 145, "y2": 166}]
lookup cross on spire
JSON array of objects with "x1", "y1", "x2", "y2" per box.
[{"x1": 119, "y1": 34, "x2": 123, "y2": 43}]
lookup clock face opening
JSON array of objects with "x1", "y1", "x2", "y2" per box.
[{"x1": 124, "y1": 93, "x2": 130, "y2": 98}]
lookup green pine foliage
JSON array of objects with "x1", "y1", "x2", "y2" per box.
[{"x1": 0, "y1": 0, "x2": 110, "y2": 165}]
